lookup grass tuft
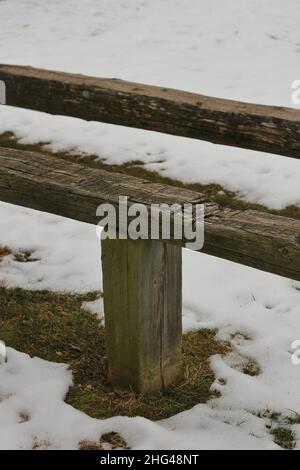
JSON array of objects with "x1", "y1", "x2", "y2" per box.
[
  {"x1": 271, "y1": 427, "x2": 296, "y2": 450},
  {"x1": 13, "y1": 250, "x2": 40, "y2": 263},
  {"x1": 242, "y1": 360, "x2": 261, "y2": 376},
  {"x1": 0, "y1": 285, "x2": 230, "y2": 421},
  {"x1": 80, "y1": 432, "x2": 129, "y2": 450},
  {"x1": 286, "y1": 413, "x2": 300, "y2": 425},
  {"x1": 0, "y1": 245, "x2": 11, "y2": 262}
]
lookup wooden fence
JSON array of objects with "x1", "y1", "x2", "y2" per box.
[{"x1": 0, "y1": 65, "x2": 299, "y2": 393}]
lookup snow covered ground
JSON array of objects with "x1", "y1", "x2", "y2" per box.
[{"x1": 0, "y1": 0, "x2": 300, "y2": 450}]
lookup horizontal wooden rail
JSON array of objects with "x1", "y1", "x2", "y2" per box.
[
  {"x1": 0, "y1": 146, "x2": 299, "y2": 281},
  {"x1": 1, "y1": 65, "x2": 300, "y2": 159}
]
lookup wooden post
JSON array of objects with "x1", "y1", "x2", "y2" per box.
[{"x1": 101, "y1": 238, "x2": 183, "y2": 393}]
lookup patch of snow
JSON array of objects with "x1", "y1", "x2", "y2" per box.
[
  {"x1": 82, "y1": 297, "x2": 104, "y2": 321},
  {"x1": 0, "y1": 348, "x2": 280, "y2": 450},
  {"x1": 0, "y1": 202, "x2": 101, "y2": 292}
]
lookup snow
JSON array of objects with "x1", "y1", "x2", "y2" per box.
[
  {"x1": 82, "y1": 297, "x2": 104, "y2": 321},
  {"x1": 0, "y1": 202, "x2": 101, "y2": 292},
  {"x1": 0, "y1": 348, "x2": 279, "y2": 450},
  {"x1": 0, "y1": 0, "x2": 300, "y2": 450}
]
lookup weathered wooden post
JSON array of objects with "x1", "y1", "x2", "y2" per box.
[{"x1": 101, "y1": 238, "x2": 183, "y2": 393}]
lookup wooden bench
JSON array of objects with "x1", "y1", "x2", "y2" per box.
[{"x1": 0, "y1": 65, "x2": 300, "y2": 393}]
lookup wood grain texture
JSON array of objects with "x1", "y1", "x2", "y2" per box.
[
  {"x1": 0, "y1": 146, "x2": 300, "y2": 280},
  {"x1": 101, "y1": 238, "x2": 182, "y2": 392},
  {"x1": 1, "y1": 64, "x2": 300, "y2": 159}
]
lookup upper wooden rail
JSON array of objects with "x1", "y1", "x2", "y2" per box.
[
  {"x1": 1, "y1": 146, "x2": 300, "y2": 280},
  {"x1": 1, "y1": 65, "x2": 300, "y2": 159}
]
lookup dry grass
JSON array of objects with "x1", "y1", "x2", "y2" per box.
[
  {"x1": 271, "y1": 427, "x2": 296, "y2": 450},
  {"x1": 79, "y1": 432, "x2": 129, "y2": 450},
  {"x1": 0, "y1": 245, "x2": 11, "y2": 262},
  {"x1": 0, "y1": 285, "x2": 230, "y2": 421},
  {"x1": 242, "y1": 360, "x2": 261, "y2": 376},
  {"x1": 13, "y1": 249, "x2": 40, "y2": 263}
]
